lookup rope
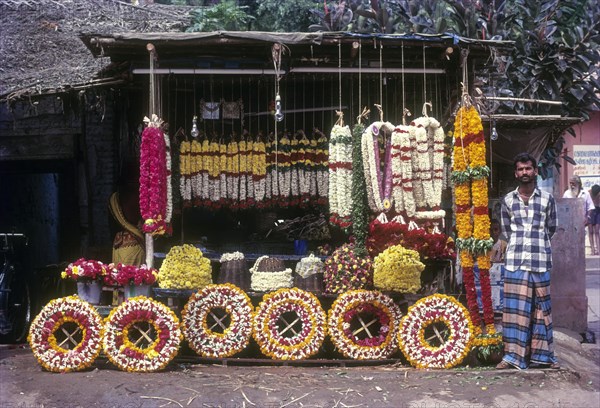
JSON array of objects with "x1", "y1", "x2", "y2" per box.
[
  {"x1": 338, "y1": 42, "x2": 342, "y2": 114},
  {"x1": 379, "y1": 41, "x2": 383, "y2": 109},
  {"x1": 358, "y1": 40, "x2": 362, "y2": 122}
]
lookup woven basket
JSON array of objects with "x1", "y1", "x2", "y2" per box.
[
  {"x1": 256, "y1": 257, "x2": 286, "y2": 272},
  {"x1": 294, "y1": 273, "x2": 323, "y2": 294},
  {"x1": 218, "y1": 259, "x2": 250, "y2": 290}
]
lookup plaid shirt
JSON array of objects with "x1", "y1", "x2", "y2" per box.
[{"x1": 501, "y1": 187, "x2": 557, "y2": 273}]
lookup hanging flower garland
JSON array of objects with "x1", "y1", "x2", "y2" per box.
[
  {"x1": 398, "y1": 294, "x2": 474, "y2": 369},
  {"x1": 181, "y1": 283, "x2": 253, "y2": 358},
  {"x1": 361, "y1": 122, "x2": 395, "y2": 214},
  {"x1": 329, "y1": 125, "x2": 353, "y2": 228},
  {"x1": 163, "y1": 130, "x2": 173, "y2": 229},
  {"x1": 200, "y1": 138, "x2": 210, "y2": 203},
  {"x1": 139, "y1": 115, "x2": 167, "y2": 235},
  {"x1": 208, "y1": 140, "x2": 221, "y2": 207},
  {"x1": 158, "y1": 244, "x2": 212, "y2": 289},
  {"x1": 103, "y1": 296, "x2": 182, "y2": 372},
  {"x1": 179, "y1": 140, "x2": 192, "y2": 206},
  {"x1": 277, "y1": 134, "x2": 292, "y2": 207},
  {"x1": 324, "y1": 243, "x2": 373, "y2": 294},
  {"x1": 28, "y1": 296, "x2": 104, "y2": 373},
  {"x1": 327, "y1": 290, "x2": 401, "y2": 360},
  {"x1": 451, "y1": 104, "x2": 494, "y2": 336},
  {"x1": 373, "y1": 244, "x2": 425, "y2": 293},
  {"x1": 219, "y1": 141, "x2": 228, "y2": 208},
  {"x1": 351, "y1": 121, "x2": 369, "y2": 253},
  {"x1": 392, "y1": 125, "x2": 416, "y2": 217},
  {"x1": 408, "y1": 119, "x2": 427, "y2": 211},
  {"x1": 253, "y1": 288, "x2": 327, "y2": 360},
  {"x1": 315, "y1": 130, "x2": 329, "y2": 207},
  {"x1": 252, "y1": 137, "x2": 267, "y2": 205}
]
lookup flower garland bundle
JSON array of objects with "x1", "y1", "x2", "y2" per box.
[
  {"x1": 109, "y1": 263, "x2": 158, "y2": 286},
  {"x1": 429, "y1": 117, "x2": 446, "y2": 209},
  {"x1": 200, "y1": 138, "x2": 211, "y2": 202},
  {"x1": 249, "y1": 255, "x2": 293, "y2": 292},
  {"x1": 308, "y1": 137, "x2": 319, "y2": 200},
  {"x1": 219, "y1": 142, "x2": 228, "y2": 208},
  {"x1": 61, "y1": 258, "x2": 107, "y2": 282},
  {"x1": 253, "y1": 288, "x2": 327, "y2": 360},
  {"x1": 366, "y1": 216, "x2": 455, "y2": 261},
  {"x1": 398, "y1": 294, "x2": 474, "y2": 369},
  {"x1": 329, "y1": 125, "x2": 353, "y2": 228},
  {"x1": 443, "y1": 130, "x2": 454, "y2": 190},
  {"x1": 373, "y1": 244, "x2": 425, "y2": 293},
  {"x1": 277, "y1": 134, "x2": 292, "y2": 207},
  {"x1": 139, "y1": 120, "x2": 168, "y2": 235},
  {"x1": 408, "y1": 120, "x2": 427, "y2": 211},
  {"x1": 252, "y1": 138, "x2": 267, "y2": 205},
  {"x1": 361, "y1": 122, "x2": 395, "y2": 214},
  {"x1": 290, "y1": 136, "x2": 300, "y2": 205},
  {"x1": 28, "y1": 296, "x2": 103, "y2": 372},
  {"x1": 297, "y1": 135, "x2": 312, "y2": 206},
  {"x1": 324, "y1": 243, "x2": 373, "y2": 294},
  {"x1": 225, "y1": 139, "x2": 240, "y2": 206},
  {"x1": 452, "y1": 105, "x2": 494, "y2": 335},
  {"x1": 103, "y1": 296, "x2": 182, "y2": 372},
  {"x1": 351, "y1": 122, "x2": 369, "y2": 253},
  {"x1": 220, "y1": 251, "x2": 244, "y2": 263},
  {"x1": 238, "y1": 139, "x2": 249, "y2": 208},
  {"x1": 158, "y1": 244, "x2": 212, "y2": 289},
  {"x1": 179, "y1": 140, "x2": 192, "y2": 205},
  {"x1": 182, "y1": 284, "x2": 253, "y2": 358},
  {"x1": 315, "y1": 130, "x2": 329, "y2": 206},
  {"x1": 327, "y1": 290, "x2": 401, "y2": 360},
  {"x1": 392, "y1": 125, "x2": 417, "y2": 217},
  {"x1": 163, "y1": 131, "x2": 173, "y2": 228}
]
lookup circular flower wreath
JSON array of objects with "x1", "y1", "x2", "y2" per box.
[
  {"x1": 181, "y1": 284, "x2": 253, "y2": 358},
  {"x1": 398, "y1": 294, "x2": 474, "y2": 369},
  {"x1": 253, "y1": 288, "x2": 327, "y2": 360},
  {"x1": 103, "y1": 296, "x2": 182, "y2": 372},
  {"x1": 28, "y1": 296, "x2": 104, "y2": 373},
  {"x1": 327, "y1": 290, "x2": 401, "y2": 360}
]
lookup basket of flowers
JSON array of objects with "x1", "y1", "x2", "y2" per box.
[
  {"x1": 108, "y1": 263, "x2": 158, "y2": 299},
  {"x1": 61, "y1": 258, "x2": 108, "y2": 305}
]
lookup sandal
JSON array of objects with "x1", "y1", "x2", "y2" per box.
[{"x1": 495, "y1": 360, "x2": 513, "y2": 370}]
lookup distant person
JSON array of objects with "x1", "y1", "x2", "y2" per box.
[
  {"x1": 589, "y1": 185, "x2": 600, "y2": 256},
  {"x1": 563, "y1": 175, "x2": 598, "y2": 255},
  {"x1": 489, "y1": 219, "x2": 507, "y2": 264},
  {"x1": 497, "y1": 153, "x2": 559, "y2": 370},
  {"x1": 108, "y1": 163, "x2": 145, "y2": 266}
]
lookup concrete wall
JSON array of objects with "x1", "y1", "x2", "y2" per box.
[
  {"x1": 552, "y1": 198, "x2": 587, "y2": 332},
  {"x1": 560, "y1": 111, "x2": 600, "y2": 193}
]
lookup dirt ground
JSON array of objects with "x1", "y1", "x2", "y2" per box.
[{"x1": 1, "y1": 328, "x2": 599, "y2": 408}]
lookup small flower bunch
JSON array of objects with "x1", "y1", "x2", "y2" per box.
[
  {"x1": 324, "y1": 243, "x2": 373, "y2": 294},
  {"x1": 109, "y1": 263, "x2": 158, "y2": 286},
  {"x1": 61, "y1": 258, "x2": 107, "y2": 282},
  {"x1": 373, "y1": 244, "x2": 425, "y2": 293}
]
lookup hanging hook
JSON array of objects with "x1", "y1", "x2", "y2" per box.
[
  {"x1": 374, "y1": 103, "x2": 384, "y2": 122},
  {"x1": 357, "y1": 107, "x2": 370, "y2": 125},
  {"x1": 422, "y1": 102, "x2": 432, "y2": 117},
  {"x1": 335, "y1": 110, "x2": 344, "y2": 127},
  {"x1": 402, "y1": 108, "x2": 412, "y2": 126}
]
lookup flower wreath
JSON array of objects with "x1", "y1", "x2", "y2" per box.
[
  {"x1": 398, "y1": 294, "x2": 474, "y2": 369},
  {"x1": 181, "y1": 284, "x2": 253, "y2": 358},
  {"x1": 28, "y1": 296, "x2": 104, "y2": 373},
  {"x1": 253, "y1": 288, "x2": 327, "y2": 360},
  {"x1": 327, "y1": 290, "x2": 401, "y2": 360},
  {"x1": 103, "y1": 296, "x2": 182, "y2": 372}
]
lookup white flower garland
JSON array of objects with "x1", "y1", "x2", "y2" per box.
[
  {"x1": 220, "y1": 251, "x2": 245, "y2": 263},
  {"x1": 179, "y1": 141, "x2": 192, "y2": 204},
  {"x1": 409, "y1": 118, "x2": 429, "y2": 210},
  {"x1": 181, "y1": 284, "x2": 253, "y2": 358},
  {"x1": 253, "y1": 288, "x2": 327, "y2": 360},
  {"x1": 329, "y1": 125, "x2": 353, "y2": 224},
  {"x1": 28, "y1": 296, "x2": 104, "y2": 373},
  {"x1": 103, "y1": 296, "x2": 182, "y2": 372},
  {"x1": 200, "y1": 139, "x2": 210, "y2": 201},
  {"x1": 362, "y1": 122, "x2": 395, "y2": 213}
]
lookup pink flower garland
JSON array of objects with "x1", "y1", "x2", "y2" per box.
[{"x1": 139, "y1": 126, "x2": 167, "y2": 235}]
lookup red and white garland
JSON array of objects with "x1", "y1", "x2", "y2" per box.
[
  {"x1": 139, "y1": 115, "x2": 168, "y2": 235},
  {"x1": 181, "y1": 284, "x2": 253, "y2": 358},
  {"x1": 28, "y1": 296, "x2": 104, "y2": 373},
  {"x1": 327, "y1": 290, "x2": 401, "y2": 360},
  {"x1": 253, "y1": 288, "x2": 327, "y2": 360},
  {"x1": 391, "y1": 125, "x2": 415, "y2": 217},
  {"x1": 103, "y1": 296, "x2": 182, "y2": 372},
  {"x1": 398, "y1": 294, "x2": 473, "y2": 369}
]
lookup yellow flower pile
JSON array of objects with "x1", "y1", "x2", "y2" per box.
[
  {"x1": 373, "y1": 244, "x2": 425, "y2": 293},
  {"x1": 158, "y1": 244, "x2": 212, "y2": 289}
]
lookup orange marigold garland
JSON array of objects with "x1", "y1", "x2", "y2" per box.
[{"x1": 451, "y1": 105, "x2": 495, "y2": 337}]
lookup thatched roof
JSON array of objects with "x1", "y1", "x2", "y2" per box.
[{"x1": 0, "y1": 0, "x2": 193, "y2": 102}]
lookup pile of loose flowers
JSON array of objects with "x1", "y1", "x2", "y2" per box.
[{"x1": 158, "y1": 244, "x2": 212, "y2": 289}]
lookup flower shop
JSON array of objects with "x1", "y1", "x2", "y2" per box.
[{"x1": 27, "y1": 32, "x2": 512, "y2": 373}]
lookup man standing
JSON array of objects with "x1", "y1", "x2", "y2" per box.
[{"x1": 497, "y1": 152, "x2": 559, "y2": 370}]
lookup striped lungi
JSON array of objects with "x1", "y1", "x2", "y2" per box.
[{"x1": 501, "y1": 269, "x2": 557, "y2": 369}]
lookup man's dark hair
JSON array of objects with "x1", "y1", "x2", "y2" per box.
[
  {"x1": 513, "y1": 152, "x2": 537, "y2": 170},
  {"x1": 592, "y1": 184, "x2": 600, "y2": 196}
]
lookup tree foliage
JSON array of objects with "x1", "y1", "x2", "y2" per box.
[
  {"x1": 252, "y1": 0, "x2": 320, "y2": 32},
  {"x1": 186, "y1": 0, "x2": 254, "y2": 32}
]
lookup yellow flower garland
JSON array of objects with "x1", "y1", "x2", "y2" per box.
[{"x1": 373, "y1": 244, "x2": 425, "y2": 293}]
